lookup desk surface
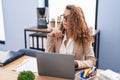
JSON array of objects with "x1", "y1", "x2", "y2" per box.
[{"x1": 0, "y1": 55, "x2": 100, "y2": 80}]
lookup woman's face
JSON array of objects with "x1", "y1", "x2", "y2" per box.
[{"x1": 63, "y1": 9, "x2": 71, "y2": 30}]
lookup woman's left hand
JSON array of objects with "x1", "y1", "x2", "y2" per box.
[
  {"x1": 74, "y1": 61, "x2": 78, "y2": 68},
  {"x1": 48, "y1": 28, "x2": 64, "y2": 38}
]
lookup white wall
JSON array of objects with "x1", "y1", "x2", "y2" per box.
[
  {"x1": 0, "y1": 0, "x2": 5, "y2": 41},
  {"x1": 0, "y1": 0, "x2": 38, "y2": 51},
  {"x1": 49, "y1": 0, "x2": 96, "y2": 28}
]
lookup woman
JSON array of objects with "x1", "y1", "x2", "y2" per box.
[{"x1": 45, "y1": 4, "x2": 96, "y2": 69}]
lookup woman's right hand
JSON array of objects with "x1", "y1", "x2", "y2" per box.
[{"x1": 48, "y1": 28, "x2": 64, "y2": 38}]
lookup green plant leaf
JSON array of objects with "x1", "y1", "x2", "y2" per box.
[{"x1": 17, "y1": 70, "x2": 35, "y2": 80}]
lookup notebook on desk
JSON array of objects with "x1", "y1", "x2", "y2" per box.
[
  {"x1": 0, "y1": 51, "x2": 24, "y2": 66},
  {"x1": 36, "y1": 51, "x2": 75, "y2": 79}
]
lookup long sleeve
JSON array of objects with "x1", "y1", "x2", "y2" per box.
[
  {"x1": 45, "y1": 34, "x2": 56, "y2": 53},
  {"x1": 74, "y1": 42, "x2": 97, "y2": 69}
]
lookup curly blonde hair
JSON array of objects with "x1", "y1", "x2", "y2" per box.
[{"x1": 59, "y1": 4, "x2": 94, "y2": 44}]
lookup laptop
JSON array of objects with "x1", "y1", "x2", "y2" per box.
[{"x1": 36, "y1": 52, "x2": 75, "y2": 79}]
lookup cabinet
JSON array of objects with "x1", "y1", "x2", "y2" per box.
[
  {"x1": 29, "y1": 32, "x2": 48, "y2": 51},
  {"x1": 24, "y1": 26, "x2": 100, "y2": 67},
  {"x1": 24, "y1": 27, "x2": 51, "y2": 51}
]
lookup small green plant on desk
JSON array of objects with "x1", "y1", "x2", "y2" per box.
[{"x1": 17, "y1": 70, "x2": 35, "y2": 80}]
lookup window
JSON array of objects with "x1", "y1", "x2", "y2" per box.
[
  {"x1": 48, "y1": 0, "x2": 98, "y2": 29},
  {"x1": 0, "y1": 0, "x2": 5, "y2": 44}
]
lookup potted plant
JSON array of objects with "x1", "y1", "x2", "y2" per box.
[{"x1": 17, "y1": 70, "x2": 35, "y2": 80}]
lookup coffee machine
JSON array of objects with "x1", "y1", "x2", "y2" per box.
[{"x1": 37, "y1": 7, "x2": 48, "y2": 28}]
